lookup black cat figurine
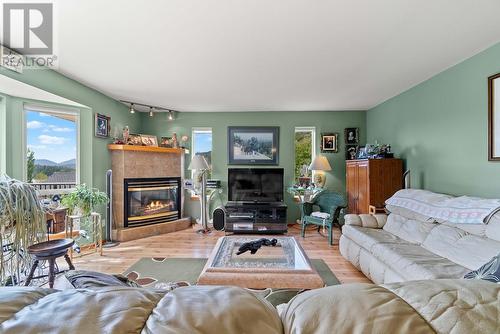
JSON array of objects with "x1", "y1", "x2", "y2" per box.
[{"x1": 236, "y1": 238, "x2": 278, "y2": 255}]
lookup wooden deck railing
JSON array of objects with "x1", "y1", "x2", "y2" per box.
[{"x1": 30, "y1": 183, "x2": 76, "y2": 197}]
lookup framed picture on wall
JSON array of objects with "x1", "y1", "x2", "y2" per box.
[
  {"x1": 488, "y1": 72, "x2": 500, "y2": 161},
  {"x1": 228, "y1": 126, "x2": 279, "y2": 165},
  {"x1": 346, "y1": 145, "x2": 359, "y2": 160},
  {"x1": 344, "y1": 128, "x2": 359, "y2": 144},
  {"x1": 94, "y1": 113, "x2": 110, "y2": 138},
  {"x1": 321, "y1": 133, "x2": 338, "y2": 153}
]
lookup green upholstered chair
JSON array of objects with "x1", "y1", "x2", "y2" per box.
[{"x1": 300, "y1": 191, "x2": 346, "y2": 245}]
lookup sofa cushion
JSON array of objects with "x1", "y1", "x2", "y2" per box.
[
  {"x1": 422, "y1": 224, "x2": 500, "y2": 270},
  {"x1": 281, "y1": 279, "x2": 500, "y2": 334},
  {"x1": 0, "y1": 286, "x2": 283, "y2": 334},
  {"x1": 486, "y1": 215, "x2": 500, "y2": 242},
  {"x1": 464, "y1": 253, "x2": 500, "y2": 284},
  {"x1": 383, "y1": 213, "x2": 436, "y2": 244},
  {"x1": 373, "y1": 243, "x2": 469, "y2": 280},
  {"x1": 382, "y1": 279, "x2": 500, "y2": 334},
  {"x1": 280, "y1": 283, "x2": 433, "y2": 334},
  {"x1": 342, "y1": 225, "x2": 407, "y2": 252}
]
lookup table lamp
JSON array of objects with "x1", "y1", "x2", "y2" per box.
[
  {"x1": 308, "y1": 155, "x2": 332, "y2": 188},
  {"x1": 188, "y1": 155, "x2": 210, "y2": 233}
]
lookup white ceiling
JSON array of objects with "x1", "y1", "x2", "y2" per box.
[{"x1": 49, "y1": 0, "x2": 500, "y2": 111}]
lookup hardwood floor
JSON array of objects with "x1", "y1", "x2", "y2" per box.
[{"x1": 72, "y1": 225, "x2": 370, "y2": 284}]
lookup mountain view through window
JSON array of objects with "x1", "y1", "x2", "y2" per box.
[{"x1": 26, "y1": 110, "x2": 77, "y2": 184}]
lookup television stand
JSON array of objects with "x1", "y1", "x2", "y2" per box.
[{"x1": 224, "y1": 202, "x2": 287, "y2": 234}]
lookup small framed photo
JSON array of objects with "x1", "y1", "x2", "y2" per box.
[
  {"x1": 140, "y1": 134, "x2": 158, "y2": 147},
  {"x1": 321, "y1": 133, "x2": 338, "y2": 153},
  {"x1": 159, "y1": 136, "x2": 172, "y2": 148},
  {"x1": 344, "y1": 128, "x2": 359, "y2": 144},
  {"x1": 346, "y1": 145, "x2": 359, "y2": 160},
  {"x1": 127, "y1": 133, "x2": 142, "y2": 146},
  {"x1": 95, "y1": 113, "x2": 110, "y2": 138}
]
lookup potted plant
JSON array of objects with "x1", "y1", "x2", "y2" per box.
[
  {"x1": 61, "y1": 184, "x2": 108, "y2": 216},
  {"x1": 0, "y1": 175, "x2": 46, "y2": 286}
]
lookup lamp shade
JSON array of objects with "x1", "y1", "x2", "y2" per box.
[
  {"x1": 308, "y1": 155, "x2": 332, "y2": 171},
  {"x1": 188, "y1": 154, "x2": 210, "y2": 170}
]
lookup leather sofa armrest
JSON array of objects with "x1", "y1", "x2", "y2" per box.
[{"x1": 344, "y1": 214, "x2": 387, "y2": 228}]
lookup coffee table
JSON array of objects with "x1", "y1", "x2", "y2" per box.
[{"x1": 197, "y1": 236, "x2": 324, "y2": 289}]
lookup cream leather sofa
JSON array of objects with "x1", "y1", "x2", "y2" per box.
[
  {"x1": 1, "y1": 279, "x2": 499, "y2": 333},
  {"x1": 340, "y1": 189, "x2": 500, "y2": 284}
]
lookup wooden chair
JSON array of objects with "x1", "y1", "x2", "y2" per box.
[{"x1": 300, "y1": 191, "x2": 346, "y2": 245}]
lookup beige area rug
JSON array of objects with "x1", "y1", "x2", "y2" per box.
[{"x1": 124, "y1": 257, "x2": 340, "y2": 306}]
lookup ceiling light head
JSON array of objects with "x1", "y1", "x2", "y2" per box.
[
  {"x1": 149, "y1": 106, "x2": 154, "y2": 117},
  {"x1": 168, "y1": 110, "x2": 174, "y2": 121},
  {"x1": 129, "y1": 103, "x2": 135, "y2": 114}
]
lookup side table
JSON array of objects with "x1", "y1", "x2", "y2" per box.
[
  {"x1": 65, "y1": 212, "x2": 103, "y2": 258},
  {"x1": 24, "y1": 239, "x2": 75, "y2": 289}
]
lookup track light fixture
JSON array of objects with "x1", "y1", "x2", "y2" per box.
[{"x1": 120, "y1": 100, "x2": 176, "y2": 119}]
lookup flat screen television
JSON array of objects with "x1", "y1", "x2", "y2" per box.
[{"x1": 228, "y1": 168, "x2": 284, "y2": 203}]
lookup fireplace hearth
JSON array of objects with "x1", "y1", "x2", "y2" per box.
[
  {"x1": 109, "y1": 145, "x2": 191, "y2": 242},
  {"x1": 124, "y1": 177, "x2": 181, "y2": 228}
]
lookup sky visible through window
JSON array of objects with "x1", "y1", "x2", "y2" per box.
[
  {"x1": 192, "y1": 131, "x2": 212, "y2": 179},
  {"x1": 26, "y1": 110, "x2": 77, "y2": 183},
  {"x1": 194, "y1": 132, "x2": 212, "y2": 154},
  {"x1": 27, "y1": 111, "x2": 76, "y2": 163}
]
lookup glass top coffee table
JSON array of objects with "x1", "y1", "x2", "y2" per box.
[{"x1": 197, "y1": 236, "x2": 324, "y2": 289}]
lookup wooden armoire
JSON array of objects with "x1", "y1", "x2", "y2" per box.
[{"x1": 346, "y1": 159, "x2": 403, "y2": 214}]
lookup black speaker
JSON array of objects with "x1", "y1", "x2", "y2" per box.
[{"x1": 212, "y1": 206, "x2": 226, "y2": 231}]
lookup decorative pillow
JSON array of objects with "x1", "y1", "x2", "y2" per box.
[
  {"x1": 311, "y1": 212, "x2": 330, "y2": 219},
  {"x1": 65, "y1": 270, "x2": 141, "y2": 289},
  {"x1": 464, "y1": 253, "x2": 500, "y2": 284}
]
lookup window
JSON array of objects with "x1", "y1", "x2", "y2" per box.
[
  {"x1": 294, "y1": 127, "x2": 316, "y2": 184},
  {"x1": 25, "y1": 106, "x2": 79, "y2": 186},
  {"x1": 0, "y1": 96, "x2": 6, "y2": 175},
  {"x1": 191, "y1": 128, "x2": 212, "y2": 178}
]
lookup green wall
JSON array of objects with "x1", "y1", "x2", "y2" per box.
[
  {"x1": 0, "y1": 68, "x2": 142, "y2": 193},
  {"x1": 1, "y1": 65, "x2": 366, "y2": 223},
  {"x1": 141, "y1": 111, "x2": 366, "y2": 221},
  {"x1": 367, "y1": 42, "x2": 500, "y2": 198}
]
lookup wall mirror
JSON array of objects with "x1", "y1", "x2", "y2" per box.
[{"x1": 488, "y1": 73, "x2": 500, "y2": 161}]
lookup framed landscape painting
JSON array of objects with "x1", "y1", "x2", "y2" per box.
[
  {"x1": 489, "y1": 72, "x2": 500, "y2": 161},
  {"x1": 228, "y1": 126, "x2": 279, "y2": 165}
]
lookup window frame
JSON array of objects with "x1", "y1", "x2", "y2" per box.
[
  {"x1": 23, "y1": 104, "x2": 81, "y2": 184},
  {"x1": 0, "y1": 96, "x2": 6, "y2": 175},
  {"x1": 294, "y1": 126, "x2": 316, "y2": 182},
  {"x1": 191, "y1": 127, "x2": 213, "y2": 179}
]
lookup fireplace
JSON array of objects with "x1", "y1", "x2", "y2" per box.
[{"x1": 124, "y1": 177, "x2": 181, "y2": 228}]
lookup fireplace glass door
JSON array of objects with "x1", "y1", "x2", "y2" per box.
[{"x1": 125, "y1": 178, "x2": 181, "y2": 227}]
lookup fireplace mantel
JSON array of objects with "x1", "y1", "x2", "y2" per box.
[
  {"x1": 108, "y1": 144, "x2": 184, "y2": 154},
  {"x1": 108, "y1": 144, "x2": 190, "y2": 242}
]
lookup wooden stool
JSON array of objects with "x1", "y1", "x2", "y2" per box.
[{"x1": 24, "y1": 239, "x2": 75, "y2": 288}]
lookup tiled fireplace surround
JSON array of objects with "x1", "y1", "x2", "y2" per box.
[{"x1": 109, "y1": 145, "x2": 191, "y2": 242}]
